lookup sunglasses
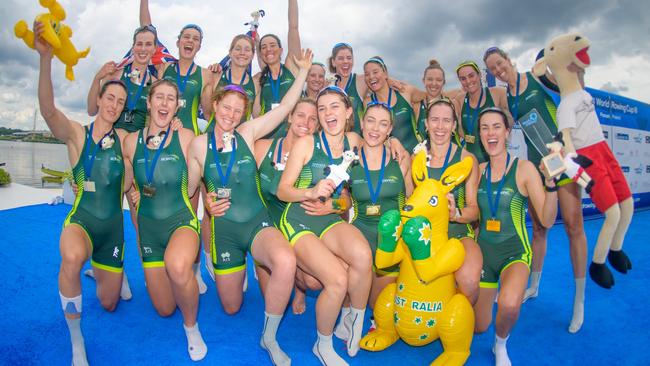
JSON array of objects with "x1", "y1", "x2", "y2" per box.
[
  {"x1": 333, "y1": 42, "x2": 352, "y2": 50},
  {"x1": 366, "y1": 100, "x2": 392, "y2": 111},
  {"x1": 455, "y1": 60, "x2": 480, "y2": 74},
  {"x1": 134, "y1": 24, "x2": 157, "y2": 36},
  {"x1": 478, "y1": 107, "x2": 510, "y2": 128},
  {"x1": 427, "y1": 96, "x2": 457, "y2": 115},
  {"x1": 223, "y1": 84, "x2": 248, "y2": 97},
  {"x1": 317, "y1": 85, "x2": 348, "y2": 98},
  {"x1": 181, "y1": 24, "x2": 203, "y2": 39},
  {"x1": 365, "y1": 57, "x2": 387, "y2": 71}
]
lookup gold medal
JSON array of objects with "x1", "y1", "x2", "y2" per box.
[
  {"x1": 366, "y1": 204, "x2": 381, "y2": 216},
  {"x1": 464, "y1": 135, "x2": 475, "y2": 144},
  {"x1": 216, "y1": 187, "x2": 231, "y2": 199},
  {"x1": 486, "y1": 218, "x2": 501, "y2": 232},
  {"x1": 83, "y1": 180, "x2": 96, "y2": 192},
  {"x1": 142, "y1": 184, "x2": 156, "y2": 197}
]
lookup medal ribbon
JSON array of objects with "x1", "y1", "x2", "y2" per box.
[
  {"x1": 175, "y1": 62, "x2": 195, "y2": 95},
  {"x1": 361, "y1": 146, "x2": 386, "y2": 205},
  {"x1": 143, "y1": 125, "x2": 171, "y2": 186},
  {"x1": 211, "y1": 130, "x2": 236, "y2": 187},
  {"x1": 508, "y1": 72, "x2": 521, "y2": 123},
  {"x1": 126, "y1": 64, "x2": 148, "y2": 113},
  {"x1": 84, "y1": 122, "x2": 114, "y2": 181},
  {"x1": 486, "y1": 152, "x2": 511, "y2": 219},
  {"x1": 268, "y1": 65, "x2": 283, "y2": 103},
  {"x1": 462, "y1": 87, "x2": 484, "y2": 147}
]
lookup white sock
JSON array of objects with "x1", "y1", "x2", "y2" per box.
[
  {"x1": 260, "y1": 312, "x2": 291, "y2": 366},
  {"x1": 183, "y1": 322, "x2": 208, "y2": 361},
  {"x1": 203, "y1": 250, "x2": 215, "y2": 282},
  {"x1": 569, "y1": 277, "x2": 586, "y2": 333},
  {"x1": 60, "y1": 293, "x2": 88, "y2": 366},
  {"x1": 193, "y1": 264, "x2": 207, "y2": 295},
  {"x1": 333, "y1": 307, "x2": 351, "y2": 340},
  {"x1": 312, "y1": 331, "x2": 348, "y2": 366},
  {"x1": 66, "y1": 318, "x2": 89, "y2": 366},
  {"x1": 523, "y1": 271, "x2": 541, "y2": 303},
  {"x1": 493, "y1": 334, "x2": 511, "y2": 366},
  {"x1": 347, "y1": 307, "x2": 365, "y2": 357},
  {"x1": 120, "y1": 272, "x2": 132, "y2": 300},
  {"x1": 83, "y1": 269, "x2": 95, "y2": 279}
]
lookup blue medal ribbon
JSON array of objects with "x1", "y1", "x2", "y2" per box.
[
  {"x1": 143, "y1": 125, "x2": 171, "y2": 186},
  {"x1": 276, "y1": 137, "x2": 285, "y2": 164},
  {"x1": 361, "y1": 146, "x2": 386, "y2": 205},
  {"x1": 486, "y1": 152, "x2": 511, "y2": 219},
  {"x1": 210, "y1": 130, "x2": 236, "y2": 187},
  {"x1": 338, "y1": 74, "x2": 353, "y2": 93},
  {"x1": 84, "y1": 122, "x2": 114, "y2": 181},
  {"x1": 268, "y1": 65, "x2": 283, "y2": 103},
  {"x1": 126, "y1": 65, "x2": 148, "y2": 113},
  {"x1": 175, "y1": 62, "x2": 195, "y2": 96},
  {"x1": 462, "y1": 87, "x2": 484, "y2": 147},
  {"x1": 508, "y1": 72, "x2": 521, "y2": 123},
  {"x1": 371, "y1": 88, "x2": 393, "y2": 107},
  {"x1": 227, "y1": 68, "x2": 248, "y2": 85}
]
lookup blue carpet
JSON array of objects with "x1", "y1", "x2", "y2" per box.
[{"x1": 0, "y1": 204, "x2": 647, "y2": 365}]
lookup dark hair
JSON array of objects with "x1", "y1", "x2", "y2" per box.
[
  {"x1": 423, "y1": 59, "x2": 446, "y2": 84},
  {"x1": 479, "y1": 107, "x2": 509, "y2": 129},
  {"x1": 99, "y1": 80, "x2": 127, "y2": 98},
  {"x1": 178, "y1": 24, "x2": 203, "y2": 42},
  {"x1": 364, "y1": 56, "x2": 387, "y2": 72},
  {"x1": 482, "y1": 46, "x2": 509, "y2": 64},
  {"x1": 328, "y1": 43, "x2": 354, "y2": 74},
  {"x1": 132, "y1": 25, "x2": 158, "y2": 46},
  {"x1": 258, "y1": 34, "x2": 283, "y2": 88}
]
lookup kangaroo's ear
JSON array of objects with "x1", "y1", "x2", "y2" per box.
[
  {"x1": 440, "y1": 156, "x2": 473, "y2": 194},
  {"x1": 532, "y1": 55, "x2": 547, "y2": 77},
  {"x1": 411, "y1": 150, "x2": 429, "y2": 187}
]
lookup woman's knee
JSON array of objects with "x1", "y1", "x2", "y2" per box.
[
  {"x1": 165, "y1": 258, "x2": 193, "y2": 286},
  {"x1": 497, "y1": 293, "x2": 522, "y2": 321}
]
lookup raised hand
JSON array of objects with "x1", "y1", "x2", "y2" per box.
[
  {"x1": 33, "y1": 21, "x2": 53, "y2": 58},
  {"x1": 97, "y1": 61, "x2": 119, "y2": 80},
  {"x1": 292, "y1": 48, "x2": 314, "y2": 71}
]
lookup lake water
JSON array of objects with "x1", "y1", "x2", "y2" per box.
[{"x1": 0, "y1": 140, "x2": 69, "y2": 188}]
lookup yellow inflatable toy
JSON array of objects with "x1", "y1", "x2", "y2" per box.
[
  {"x1": 360, "y1": 150, "x2": 475, "y2": 366},
  {"x1": 14, "y1": 0, "x2": 90, "y2": 81}
]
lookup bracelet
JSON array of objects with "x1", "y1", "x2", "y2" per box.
[{"x1": 544, "y1": 183, "x2": 558, "y2": 192}]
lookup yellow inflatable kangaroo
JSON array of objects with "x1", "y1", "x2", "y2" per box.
[
  {"x1": 360, "y1": 150, "x2": 475, "y2": 366},
  {"x1": 14, "y1": 0, "x2": 90, "y2": 81}
]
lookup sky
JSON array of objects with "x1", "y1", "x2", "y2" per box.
[{"x1": 1, "y1": 0, "x2": 649, "y2": 130}]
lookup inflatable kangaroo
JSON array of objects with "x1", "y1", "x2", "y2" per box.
[
  {"x1": 14, "y1": 0, "x2": 90, "y2": 80},
  {"x1": 360, "y1": 150, "x2": 474, "y2": 366}
]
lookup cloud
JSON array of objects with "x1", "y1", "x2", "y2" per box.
[{"x1": 1, "y1": 0, "x2": 648, "y2": 131}]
